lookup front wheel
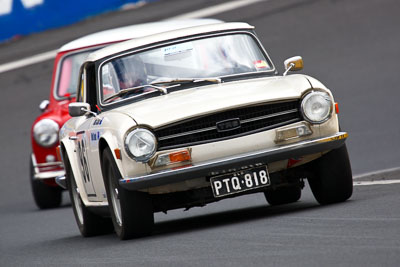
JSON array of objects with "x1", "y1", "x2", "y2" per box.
[
  {"x1": 102, "y1": 147, "x2": 154, "y2": 240},
  {"x1": 307, "y1": 144, "x2": 353, "y2": 205},
  {"x1": 30, "y1": 157, "x2": 62, "y2": 209},
  {"x1": 64, "y1": 155, "x2": 113, "y2": 237}
]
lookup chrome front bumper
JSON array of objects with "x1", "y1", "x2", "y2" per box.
[
  {"x1": 31, "y1": 154, "x2": 65, "y2": 180},
  {"x1": 120, "y1": 132, "x2": 348, "y2": 191}
]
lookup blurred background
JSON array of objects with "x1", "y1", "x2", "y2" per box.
[{"x1": 1, "y1": 0, "x2": 399, "y2": 265}]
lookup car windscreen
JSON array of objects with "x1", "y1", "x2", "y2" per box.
[
  {"x1": 99, "y1": 33, "x2": 272, "y2": 104},
  {"x1": 56, "y1": 50, "x2": 95, "y2": 99}
]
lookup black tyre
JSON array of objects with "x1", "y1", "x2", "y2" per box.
[
  {"x1": 102, "y1": 147, "x2": 154, "y2": 240},
  {"x1": 64, "y1": 155, "x2": 113, "y2": 237},
  {"x1": 30, "y1": 157, "x2": 62, "y2": 209},
  {"x1": 307, "y1": 144, "x2": 353, "y2": 205},
  {"x1": 264, "y1": 186, "x2": 301, "y2": 206}
]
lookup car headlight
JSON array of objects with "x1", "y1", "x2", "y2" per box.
[
  {"x1": 125, "y1": 128, "x2": 157, "y2": 162},
  {"x1": 33, "y1": 119, "x2": 60, "y2": 147},
  {"x1": 301, "y1": 91, "x2": 332, "y2": 123}
]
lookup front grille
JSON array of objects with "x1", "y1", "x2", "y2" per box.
[{"x1": 155, "y1": 100, "x2": 301, "y2": 150}]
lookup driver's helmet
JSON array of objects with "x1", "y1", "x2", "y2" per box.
[{"x1": 116, "y1": 56, "x2": 147, "y2": 90}]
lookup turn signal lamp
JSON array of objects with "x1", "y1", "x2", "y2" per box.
[
  {"x1": 114, "y1": 148, "x2": 121, "y2": 160},
  {"x1": 169, "y1": 151, "x2": 191, "y2": 163},
  {"x1": 153, "y1": 149, "x2": 191, "y2": 167},
  {"x1": 335, "y1": 103, "x2": 339, "y2": 114},
  {"x1": 56, "y1": 146, "x2": 62, "y2": 162},
  {"x1": 275, "y1": 123, "x2": 312, "y2": 142}
]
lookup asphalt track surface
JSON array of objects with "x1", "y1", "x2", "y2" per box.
[{"x1": 1, "y1": 0, "x2": 400, "y2": 266}]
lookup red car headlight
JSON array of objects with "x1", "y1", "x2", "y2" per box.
[{"x1": 33, "y1": 119, "x2": 59, "y2": 147}]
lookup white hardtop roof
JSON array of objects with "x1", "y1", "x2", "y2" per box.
[
  {"x1": 59, "y1": 19, "x2": 223, "y2": 52},
  {"x1": 85, "y1": 22, "x2": 255, "y2": 62}
]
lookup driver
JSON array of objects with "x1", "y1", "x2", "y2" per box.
[{"x1": 117, "y1": 56, "x2": 148, "y2": 90}]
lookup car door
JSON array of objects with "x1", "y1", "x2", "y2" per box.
[{"x1": 73, "y1": 69, "x2": 98, "y2": 200}]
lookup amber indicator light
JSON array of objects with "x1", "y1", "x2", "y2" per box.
[
  {"x1": 114, "y1": 148, "x2": 121, "y2": 160},
  {"x1": 169, "y1": 151, "x2": 191, "y2": 163},
  {"x1": 56, "y1": 146, "x2": 62, "y2": 161}
]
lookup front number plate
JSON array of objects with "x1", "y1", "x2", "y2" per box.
[{"x1": 210, "y1": 166, "x2": 270, "y2": 198}]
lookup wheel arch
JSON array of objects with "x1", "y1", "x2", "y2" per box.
[
  {"x1": 98, "y1": 132, "x2": 125, "y2": 178},
  {"x1": 60, "y1": 139, "x2": 92, "y2": 206}
]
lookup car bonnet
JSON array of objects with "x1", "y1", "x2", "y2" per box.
[{"x1": 112, "y1": 74, "x2": 313, "y2": 129}]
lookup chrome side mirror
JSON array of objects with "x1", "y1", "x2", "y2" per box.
[
  {"x1": 39, "y1": 100, "x2": 49, "y2": 112},
  {"x1": 283, "y1": 56, "x2": 304, "y2": 76},
  {"x1": 69, "y1": 102, "x2": 91, "y2": 117}
]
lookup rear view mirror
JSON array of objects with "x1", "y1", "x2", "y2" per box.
[
  {"x1": 39, "y1": 100, "x2": 49, "y2": 112},
  {"x1": 69, "y1": 102, "x2": 91, "y2": 117},
  {"x1": 283, "y1": 56, "x2": 303, "y2": 76}
]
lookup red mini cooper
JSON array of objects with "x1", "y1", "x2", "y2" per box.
[{"x1": 30, "y1": 19, "x2": 221, "y2": 209}]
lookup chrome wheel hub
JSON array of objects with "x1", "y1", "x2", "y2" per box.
[
  {"x1": 109, "y1": 174, "x2": 122, "y2": 227},
  {"x1": 72, "y1": 180, "x2": 83, "y2": 224}
]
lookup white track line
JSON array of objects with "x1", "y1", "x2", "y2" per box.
[
  {"x1": 354, "y1": 179, "x2": 400, "y2": 186},
  {"x1": 0, "y1": 0, "x2": 266, "y2": 74},
  {"x1": 0, "y1": 49, "x2": 58, "y2": 74},
  {"x1": 167, "y1": 0, "x2": 266, "y2": 20},
  {"x1": 353, "y1": 166, "x2": 400, "y2": 180},
  {"x1": 353, "y1": 166, "x2": 400, "y2": 186}
]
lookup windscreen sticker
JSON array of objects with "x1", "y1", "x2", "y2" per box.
[
  {"x1": 163, "y1": 43, "x2": 193, "y2": 57},
  {"x1": 253, "y1": 60, "x2": 269, "y2": 69}
]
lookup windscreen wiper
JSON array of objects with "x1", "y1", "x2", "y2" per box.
[
  {"x1": 103, "y1": 84, "x2": 168, "y2": 103},
  {"x1": 150, "y1": 77, "x2": 222, "y2": 86}
]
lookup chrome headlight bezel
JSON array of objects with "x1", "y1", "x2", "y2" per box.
[
  {"x1": 124, "y1": 128, "x2": 157, "y2": 162},
  {"x1": 301, "y1": 91, "x2": 333, "y2": 124},
  {"x1": 33, "y1": 119, "x2": 60, "y2": 147}
]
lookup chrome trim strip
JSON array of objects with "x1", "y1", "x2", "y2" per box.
[
  {"x1": 32, "y1": 153, "x2": 65, "y2": 180},
  {"x1": 120, "y1": 132, "x2": 348, "y2": 190},
  {"x1": 158, "y1": 108, "x2": 299, "y2": 141},
  {"x1": 34, "y1": 161, "x2": 64, "y2": 168},
  {"x1": 241, "y1": 118, "x2": 301, "y2": 134},
  {"x1": 34, "y1": 170, "x2": 66, "y2": 180},
  {"x1": 31, "y1": 153, "x2": 40, "y2": 176},
  {"x1": 241, "y1": 109, "x2": 298, "y2": 124},
  {"x1": 55, "y1": 175, "x2": 67, "y2": 189},
  {"x1": 158, "y1": 125, "x2": 217, "y2": 141}
]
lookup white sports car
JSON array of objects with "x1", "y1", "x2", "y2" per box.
[{"x1": 59, "y1": 22, "x2": 353, "y2": 240}]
